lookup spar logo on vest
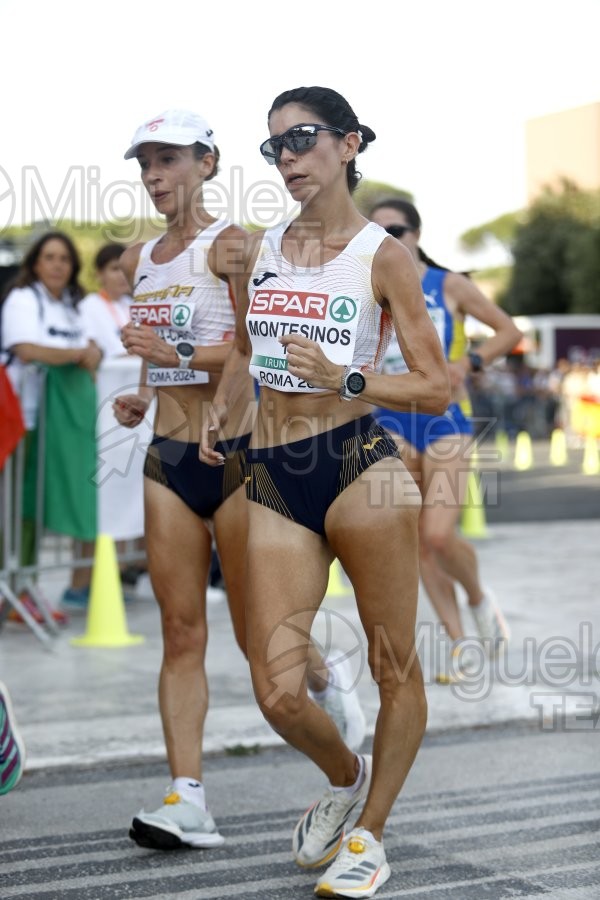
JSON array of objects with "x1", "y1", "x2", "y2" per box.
[
  {"x1": 250, "y1": 290, "x2": 328, "y2": 319},
  {"x1": 247, "y1": 289, "x2": 361, "y2": 392},
  {"x1": 130, "y1": 303, "x2": 192, "y2": 327}
]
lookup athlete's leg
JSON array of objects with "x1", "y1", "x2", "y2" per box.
[
  {"x1": 419, "y1": 546, "x2": 463, "y2": 640},
  {"x1": 145, "y1": 478, "x2": 212, "y2": 780},
  {"x1": 214, "y1": 485, "x2": 343, "y2": 685},
  {"x1": 213, "y1": 485, "x2": 250, "y2": 657},
  {"x1": 393, "y1": 433, "x2": 465, "y2": 642},
  {"x1": 419, "y1": 434, "x2": 484, "y2": 608},
  {"x1": 246, "y1": 504, "x2": 358, "y2": 787},
  {"x1": 325, "y1": 457, "x2": 425, "y2": 840}
]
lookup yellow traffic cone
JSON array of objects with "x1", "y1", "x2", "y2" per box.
[
  {"x1": 325, "y1": 559, "x2": 351, "y2": 598},
  {"x1": 549, "y1": 428, "x2": 568, "y2": 467},
  {"x1": 514, "y1": 431, "x2": 533, "y2": 471},
  {"x1": 71, "y1": 534, "x2": 144, "y2": 648},
  {"x1": 582, "y1": 434, "x2": 600, "y2": 476},
  {"x1": 495, "y1": 429, "x2": 509, "y2": 462},
  {"x1": 460, "y1": 469, "x2": 489, "y2": 539}
]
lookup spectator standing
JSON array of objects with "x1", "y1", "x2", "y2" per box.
[{"x1": 1, "y1": 232, "x2": 101, "y2": 615}]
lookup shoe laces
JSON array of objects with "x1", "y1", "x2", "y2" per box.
[{"x1": 310, "y1": 789, "x2": 356, "y2": 840}]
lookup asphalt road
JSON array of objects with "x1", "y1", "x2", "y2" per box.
[
  {"x1": 477, "y1": 440, "x2": 600, "y2": 523},
  {"x1": 2, "y1": 726, "x2": 599, "y2": 899},
  {"x1": 2, "y1": 437, "x2": 598, "y2": 899}
]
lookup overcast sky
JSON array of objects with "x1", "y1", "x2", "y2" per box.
[{"x1": 1, "y1": 0, "x2": 599, "y2": 270}]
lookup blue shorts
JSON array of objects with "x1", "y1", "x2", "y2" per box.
[
  {"x1": 374, "y1": 403, "x2": 473, "y2": 454},
  {"x1": 244, "y1": 415, "x2": 400, "y2": 535},
  {"x1": 144, "y1": 433, "x2": 250, "y2": 518}
]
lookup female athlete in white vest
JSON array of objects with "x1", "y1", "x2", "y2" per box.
[{"x1": 201, "y1": 87, "x2": 450, "y2": 898}]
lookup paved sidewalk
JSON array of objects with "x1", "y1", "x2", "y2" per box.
[{"x1": 1, "y1": 520, "x2": 599, "y2": 771}]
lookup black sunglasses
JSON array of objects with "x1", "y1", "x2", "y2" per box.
[
  {"x1": 260, "y1": 124, "x2": 347, "y2": 165},
  {"x1": 384, "y1": 224, "x2": 415, "y2": 239}
]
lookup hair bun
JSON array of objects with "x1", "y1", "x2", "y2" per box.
[{"x1": 357, "y1": 124, "x2": 376, "y2": 151}]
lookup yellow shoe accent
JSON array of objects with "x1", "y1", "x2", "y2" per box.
[
  {"x1": 435, "y1": 671, "x2": 464, "y2": 685},
  {"x1": 314, "y1": 885, "x2": 336, "y2": 897},
  {"x1": 347, "y1": 836, "x2": 367, "y2": 854},
  {"x1": 362, "y1": 436, "x2": 382, "y2": 451},
  {"x1": 163, "y1": 791, "x2": 181, "y2": 805}
]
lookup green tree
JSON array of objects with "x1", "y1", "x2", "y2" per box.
[
  {"x1": 566, "y1": 224, "x2": 600, "y2": 313},
  {"x1": 353, "y1": 180, "x2": 413, "y2": 217},
  {"x1": 460, "y1": 211, "x2": 523, "y2": 254},
  {"x1": 501, "y1": 182, "x2": 600, "y2": 316}
]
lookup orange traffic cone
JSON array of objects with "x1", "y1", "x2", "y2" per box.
[{"x1": 71, "y1": 534, "x2": 144, "y2": 648}]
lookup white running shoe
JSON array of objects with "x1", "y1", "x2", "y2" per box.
[
  {"x1": 470, "y1": 591, "x2": 510, "y2": 658},
  {"x1": 293, "y1": 755, "x2": 372, "y2": 868},
  {"x1": 129, "y1": 790, "x2": 224, "y2": 850},
  {"x1": 315, "y1": 827, "x2": 391, "y2": 898},
  {"x1": 313, "y1": 655, "x2": 366, "y2": 752}
]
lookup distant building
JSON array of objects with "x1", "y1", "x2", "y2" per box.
[{"x1": 526, "y1": 101, "x2": 600, "y2": 201}]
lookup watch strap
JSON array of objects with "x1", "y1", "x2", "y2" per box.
[{"x1": 339, "y1": 365, "x2": 351, "y2": 401}]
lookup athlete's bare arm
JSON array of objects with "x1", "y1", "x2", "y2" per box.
[
  {"x1": 199, "y1": 229, "x2": 262, "y2": 463},
  {"x1": 280, "y1": 238, "x2": 450, "y2": 414}
]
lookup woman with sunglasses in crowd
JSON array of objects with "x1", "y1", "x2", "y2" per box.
[
  {"x1": 114, "y1": 109, "x2": 364, "y2": 854},
  {"x1": 369, "y1": 199, "x2": 521, "y2": 682},
  {"x1": 201, "y1": 87, "x2": 449, "y2": 898}
]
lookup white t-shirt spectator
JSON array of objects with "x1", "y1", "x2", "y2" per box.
[
  {"x1": 78, "y1": 291, "x2": 131, "y2": 358},
  {"x1": 1, "y1": 282, "x2": 89, "y2": 428}
]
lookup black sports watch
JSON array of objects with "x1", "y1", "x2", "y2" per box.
[
  {"x1": 468, "y1": 351, "x2": 484, "y2": 373},
  {"x1": 340, "y1": 366, "x2": 366, "y2": 401},
  {"x1": 175, "y1": 341, "x2": 195, "y2": 369}
]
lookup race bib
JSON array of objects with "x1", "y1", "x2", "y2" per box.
[
  {"x1": 247, "y1": 290, "x2": 361, "y2": 392},
  {"x1": 131, "y1": 304, "x2": 210, "y2": 387}
]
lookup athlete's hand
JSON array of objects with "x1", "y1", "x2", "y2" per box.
[
  {"x1": 121, "y1": 322, "x2": 178, "y2": 368},
  {"x1": 113, "y1": 393, "x2": 149, "y2": 428},
  {"x1": 447, "y1": 359, "x2": 469, "y2": 391},
  {"x1": 78, "y1": 341, "x2": 103, "y2": 373},
  {"x1": 200, "y1": 402, "x2": 229, "y2": 465},
  {"x1": 279, "y1": 334, "x2": 342, "y2": 390}
]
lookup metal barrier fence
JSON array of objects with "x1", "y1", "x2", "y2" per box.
[{"x1": 0, "y1": 359, "x2": 148, "y2": 645}]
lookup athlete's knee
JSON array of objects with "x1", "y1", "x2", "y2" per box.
[
  {"x1": 255, "y1": 685, "x2": 308, "y2": 734},
  {"x1": 161, "y1": 610, "x2": 208, "y2": 661},
  {"x1": 421, "y1": 524, "x2": 455, "y2": 558},
  {"x1": 251, "y1": 658, "x2": 308, "y2": 732},
  {"x1": 368, "y1": 640, "x2": 427, "y2": 713},
  {"x1": 418, "y1": 539, "x2": 436, "y2": 567}
]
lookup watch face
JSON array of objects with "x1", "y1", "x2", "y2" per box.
[
  {"x1": 347, "y1": 371, "x2": 366, "y2": 394},
  {"x1": 469, "y1": 352, "x2": 483, "y2": 372},
  {"x1": 177, "y1": 342, "x2": 194, "y2": 357}
]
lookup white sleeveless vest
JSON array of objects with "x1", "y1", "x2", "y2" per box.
[
  {"x1": 246, "y1": 221, "x2": 392, "y2": 393},
  {"x1": 131, "y1": 219, "x2": 235, "y2": 387}
]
